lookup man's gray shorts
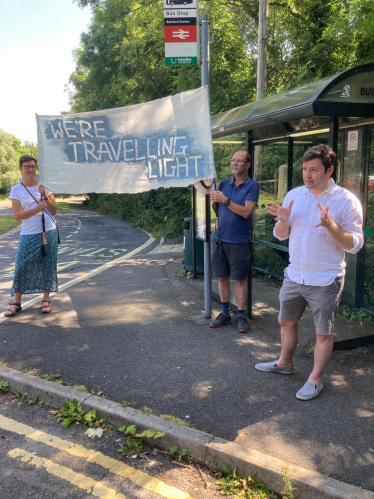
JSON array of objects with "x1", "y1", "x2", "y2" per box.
[{"x1": 279, "y1": 271, "x2": 345, "y2": 335}]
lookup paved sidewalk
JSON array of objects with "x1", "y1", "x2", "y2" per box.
[{"x1": 0, "y1": 229, "x2": 373, "y2": 496}]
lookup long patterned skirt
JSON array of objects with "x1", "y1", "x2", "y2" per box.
[{"x1": 11, "y1": 228, "x2": 58, "y2": 296}]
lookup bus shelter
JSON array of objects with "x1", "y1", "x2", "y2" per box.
[{"x1": 210, "y1": 64, "x2": 374, "y2": 347}]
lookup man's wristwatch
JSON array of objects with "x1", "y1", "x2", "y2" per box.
[{"x1": 224, "y1": 198, "x2": 230, "y2": 206}]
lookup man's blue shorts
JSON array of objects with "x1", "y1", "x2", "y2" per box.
[{"x1": 212, "y1": 240, "x2": 251, "y2": 281}]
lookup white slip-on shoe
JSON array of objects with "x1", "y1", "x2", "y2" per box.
[
  {"x1": 296, "y1": 381, "x2": 323, "y2": 400},
  {"x1": 255, "y1": 361, "x2": 294, "y2": 374}
]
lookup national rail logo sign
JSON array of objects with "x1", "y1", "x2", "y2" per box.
[{"x1": 164, "y1": 26, "x2": 197, "y2": 43}]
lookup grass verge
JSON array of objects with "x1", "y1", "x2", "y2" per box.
[
  {"x1": 56, "y1": 202, "x2": 71, "y2": 211},
  {"x1": 0, "y1": 216, "x2": 20, "y2": 235}
]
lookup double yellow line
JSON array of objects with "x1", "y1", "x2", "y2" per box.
[{"x1": 0, "y1": 414, "x2": 191, "y2": 499}]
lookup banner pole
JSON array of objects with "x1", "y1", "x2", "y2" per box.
[{"x1": 201, "y1": 13, "x2": 212, "y2": 319}]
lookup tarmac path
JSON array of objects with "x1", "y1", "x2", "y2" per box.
[
  {"x1": 0, "y1": 202, "x2": 373, "y2": 496},
  {"x1": 0, "y1": 203, "x2": 156, "y2": 320}
]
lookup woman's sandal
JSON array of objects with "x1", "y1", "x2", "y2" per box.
[
  {"x1": 4, "y1": 302, "x2": 22, "y2": 317},
  {"x1": 41, "y1": 300, "x2": 52, "y2": 314}
]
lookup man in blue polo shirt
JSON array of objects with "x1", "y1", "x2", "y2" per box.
[{"x1": 209, "y1": 150, "x2": 260, "y2": 333}]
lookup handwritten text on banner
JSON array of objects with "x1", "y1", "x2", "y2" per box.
[{"x1": 37, "y1": 87, "x2": 215, "y2": 194}]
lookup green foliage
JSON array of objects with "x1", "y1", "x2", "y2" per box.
[
  {"x1": 281, "y1": 467, "x2": 297, "y2": 499},
  {"x1": 160, "y1": 414, "x2": 191, "y2": 426},
  {"x1": 118, "y1": 436, "x2": 145, "y2": 457},
  {"x1": 253, "y1": 270, "x2": 283, "y2": 287},
  {"x1": 84, "y1": 409, "x2": 103, "y2": 426},
  {"x1": 0, "y1": 131, "x2": 38, "y2": 195},
  {"x1": 24, "y1": 368, "x2": 40, "y2": 376},
  {"x1": 0, "y1": 381, "x2": 9, "y2": 392},
  {"x1": 118, "y1": 424, "x2": 136, "y2": 434},
  {"x1": 72, "y1": 385, "x2": 89, "y2": 392},
  {"x1": 138, "y1": 429, "x2": 165, "y2": 439},
  {"x1": 38, "y1": 400, "x2": 50, "y2": 409},
  {"x1": 58, "y1": 399, "x2": 103, "y2": 428},
  {"x1": 55, "y1": 202, "x2": 71, "y2": 211},
  {"x1": 11, "y1": 137, "x2": 38, "y2": 161},
  {"x1": 117, "y1": 424, "x2": 165, "y2": 457},
  {"x1": 175, "y1": 267, "x2": 188, "y2": 277},
  {"x1": 27, "y1": 396, "x2": 39, "y2": 406},
  {"x1": 58, "y1": 399, "x2": 86, "y2": 428},
  {"x1": 71, "y1": 0, "x2": 374, "y2": 112},
  {"x1": 0, "y1": 216, "x2": 20, "y2": 236},
  {"x1": 340, "y1": 305, "x2": 374, "y2": 326},
  {"x1": 170, "y1": 446, "x2": 188, "y2": 462},
  {"x1": 0, "y1": 129, "x2": 20, "y2": 194},
  {"x1": 217, "y1": 464, "x2": 277, "y2": 498},
  {"x1": 68, "y1": 0, "x2": 374, "y2": 241},
  {"x1": 140, "y1": 406, "x2": 153, "y2": 414},
  {"x1": 41, "y1": 373, "x2": 62, "y2": 381},
  {"x1": 175, "y1": 267, "x2": 194, "y2": 279}
]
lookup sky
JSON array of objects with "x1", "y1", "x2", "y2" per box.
[{"x1": 0, "y1": 0, "x2": 93, "y2": 144}]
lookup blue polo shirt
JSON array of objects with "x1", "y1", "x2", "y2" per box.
[{"x1": 213, "y1": 176, "x2": 260, "y2": 244}]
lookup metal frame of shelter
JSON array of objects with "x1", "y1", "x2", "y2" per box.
[{"x1": 210, "y1": 63, "x2": 374, "y2": 348}]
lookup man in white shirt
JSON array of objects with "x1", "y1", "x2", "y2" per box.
[{"x1": 255, "y1": 144, "x2": 364, "y2": 400}]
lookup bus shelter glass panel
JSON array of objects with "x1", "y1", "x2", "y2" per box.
[
  {"x1": 253, "y1": 142, "x2": 289, "y2": 276},
  {"x1": 253, "y1": 142, "x2": 289, "y2": 244},
  {"x1": 363, "y1": 127, "x2": 374, "y2": 311},
  {"x1": 340, "y1": 128, "x2": 365, "y2": 306},
  {"x1": 253, "y1": 243, "x2": 289, "y2": 277},
  {"x1": 211, "y1": 134, "x2": 247, "y2": 311}
]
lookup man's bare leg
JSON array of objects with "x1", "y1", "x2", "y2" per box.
[
  {"x1": 235, "y1": 279, "x2": 247, "y2": 311},
  {"x1": 276, "y1": 319, "x2": 299, "y2": 366},
  {"x1": 218, "y1": 276, "x2": 230, "y2": 302},
  {"x1": 308, "y1": 330, "x2": 334, "y2": 385}
]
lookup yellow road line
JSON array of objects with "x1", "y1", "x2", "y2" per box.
[
  {"x1": 0, "y1": 236, "x2": 155, "y2": 324},
  {"x1": 0, "y1": 415, "x2": 191, "y2": 499},
  {"x1": 8, "y1": 448, "x2": 126, "y2": 499}
]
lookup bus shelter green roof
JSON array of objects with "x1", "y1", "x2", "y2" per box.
[{"x1": 211, "y1": 64, "x2": 374, "y2": 138}]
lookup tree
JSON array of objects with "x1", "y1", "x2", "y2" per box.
[
  {"x1": 70, "y1": 0, "x2": 258, "y2": 114},
  {"x1": 11, "y1": 137, "x2": 38, "y2": 160},
  {"x1": 0, "y1": 129, "x2": 21, "y2": 194},
  {"x1": 68, "y1": 0, "x2": 374, "y2": 236}
]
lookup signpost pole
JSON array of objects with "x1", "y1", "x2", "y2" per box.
[{"x1": 201, "y1": 13, "x2": 212, "y2": 319}]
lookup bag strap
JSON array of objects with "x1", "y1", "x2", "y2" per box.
[{"x1": 20, "y1": 183, "x2": 57, "y2": 227}]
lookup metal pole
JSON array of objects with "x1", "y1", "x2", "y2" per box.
[
  {"x1": 246, "y1": 130, "x2": 253, "y2": 319},
  {"x1": 201, "y1": 13, "x2": 212, "y2": 318},
  {"x1": 201, "y1": 14, "x2": 210, "y2": 87},
  {"x1": 256, "y1": 0, "x2": 269, "y2": 100}
]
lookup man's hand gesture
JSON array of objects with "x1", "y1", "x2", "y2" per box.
[
  {"x1": 315, "y1": 202, "x2": 332, "y2": 228},
  {"x1": 267, "y1": 200, "x2": 294, "y2": 222}
]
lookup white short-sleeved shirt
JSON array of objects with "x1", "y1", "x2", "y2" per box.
[{"x1": 9, "y1": 183, "x2": 56, "y2": 236}]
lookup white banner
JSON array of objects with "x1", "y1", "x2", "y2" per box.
[{"x1": 36, "y1": 87, "x2": 215, "y2": 194}]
